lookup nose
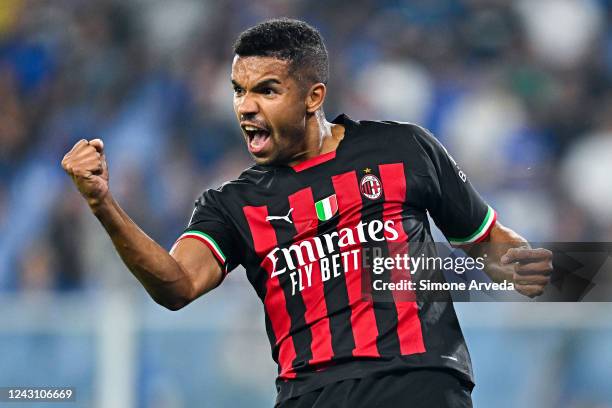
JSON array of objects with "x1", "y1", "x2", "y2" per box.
[{"x1": 236, "y1": 92, "x2": 259, "y2": 116}]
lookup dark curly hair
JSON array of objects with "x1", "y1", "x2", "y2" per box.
[{"x1": 233, "y1": 18, "x2": 329, "y2": 86}]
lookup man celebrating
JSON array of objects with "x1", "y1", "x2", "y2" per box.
[{"x1": 62, "y1": 18, "x2": 552, "y2": 408}]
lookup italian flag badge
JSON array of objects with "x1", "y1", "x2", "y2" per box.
[{"x1": 315, "y1": 194, "x2": 338, "y2": 221}]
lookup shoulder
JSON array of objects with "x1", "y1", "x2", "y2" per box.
[
  {"x1": 355, "y1": 119, "x2": 434, "y2": 143},
  {"x1": 352, "y1": 118, "x2": 443, "y2": 158},
  {"x1": 335, "y1": 113, "x2": 436, "y2": 146}
]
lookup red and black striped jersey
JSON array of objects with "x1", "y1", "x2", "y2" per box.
[{"x1": 175, "y1": 114, "x2": 497, "y2": 403}]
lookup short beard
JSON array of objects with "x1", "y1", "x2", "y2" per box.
[{"x1": 252, "y1": 121, "x2": 308, "y2": 166}]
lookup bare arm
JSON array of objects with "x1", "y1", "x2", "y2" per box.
[
  {"x1": 467, "y1": 221, "x2": 553, "y2": 298},
  {"x1": 62, "y1": 139, "x2": 222, "y2": 310}
]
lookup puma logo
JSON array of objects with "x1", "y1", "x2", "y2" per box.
[{"x1": 266, "y1": 208, "x2": 294, "y2": 224}]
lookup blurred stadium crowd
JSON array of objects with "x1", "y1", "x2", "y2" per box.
[
  {"x1": 1, "y1": 1, "x2": 612, "y2": 407},
  {"x1": 1, "y1": 0, "x2": 612, "y2": 292}
]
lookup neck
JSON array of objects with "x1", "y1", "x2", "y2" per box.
[{"x1": 288, "y1": 110, "x2": 344, "y2": 167}]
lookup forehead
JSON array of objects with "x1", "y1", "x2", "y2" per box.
[{"x1": 231, "y1": 55, "x2": 291, "y2": 84}]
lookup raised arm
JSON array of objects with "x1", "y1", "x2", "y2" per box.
[
  {"x1": 61, "y1": 139, "x2": 223, "y2": 310},
  {"x1": 467, "y1": 221, "x2": 553, "y2": 298}
]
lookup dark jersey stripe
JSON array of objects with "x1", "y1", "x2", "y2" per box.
[
  {"x1": 288, "y1": 187, "x2": 334, "y2": 366},
  {"x1": 243, "y1": 205, "x2": 297, "y2": 379},
  {"x1": 271, "y1": 202, "x2": 314, "y2": 372},
  {"x1": 379, "y1": 163, "x2": 426, "y2": 355},
  {"x1": 332, "y1": 171, "x2": 379, "y2": 357},
  {"x1": 315, "y1": 182, "x2": 356, "y2": 359}
]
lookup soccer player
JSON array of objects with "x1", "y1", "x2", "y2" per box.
[{"x1": 61, "y1": 18, "x2": 553, "y2": 408}]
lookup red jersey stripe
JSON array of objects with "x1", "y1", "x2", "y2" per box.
[
  {"x1": 379, "y1": 163, "x2": 426, "y2": 355},
  {"x1": 332, "y1": 171, "x2": 380, "y2": 357},
  {"x1": 243, "y1": 205, "x2": 297, "y2": 379},
  {"x1": 288, "y1": 187, "x2": 335, "y2": 365}
]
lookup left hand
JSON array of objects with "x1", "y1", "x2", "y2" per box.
[{"x1": 501, "y1": 247, "x2": 553, "y2": 298}]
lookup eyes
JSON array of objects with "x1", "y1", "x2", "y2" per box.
[
  {"x1": 232, "y1": 86, "x2": 278, "y2": 97},
  {"x1": 232, "y1": 86, "x2": 244, "y2": 96}
]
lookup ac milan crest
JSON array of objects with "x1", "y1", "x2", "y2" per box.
[{"x1": 360, "y1": 174, "x2": 382, "y2": 200}]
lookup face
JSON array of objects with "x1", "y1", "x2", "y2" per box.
[{"x1": 231, "y1": 55, "x2": 309, "y2": 165}]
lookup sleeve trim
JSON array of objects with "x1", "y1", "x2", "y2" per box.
[
  {"x1": 448, "y1": 206, "x2": 497, "y2": 246},
  {"x1": 176, "y1": 230, "x2": 228, "y2": 270}
]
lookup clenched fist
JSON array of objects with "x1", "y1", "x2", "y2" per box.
[
  {"x1": 61, "y1": 139, "x2": 109, "y2": 207},
  {"x1": 501, "y1": 247, "x2": 553, "y2": 298}
]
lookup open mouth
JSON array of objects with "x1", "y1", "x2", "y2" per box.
[{"x1": 242, "y1": 124, "x2": 271, "y2": 155}]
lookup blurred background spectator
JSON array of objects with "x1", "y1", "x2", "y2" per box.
[{"x1": 0, "y1": 0, "x2": 611, "y2": 407}]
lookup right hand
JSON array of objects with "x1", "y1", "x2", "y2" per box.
[{"x1": 61, "y1": 138, "x2": 109, "y2": 207}]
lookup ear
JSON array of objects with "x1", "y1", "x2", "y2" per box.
[{"x1": 305, "y1": 83, "x2": 326, "y2": 114}]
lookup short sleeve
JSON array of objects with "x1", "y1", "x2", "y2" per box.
[
  {"x1": 173, "y1": 188, "x2": 241, "y2": 275},
  {"x1": 413, "y1": 126, "x2": 497, "y2": 246}
]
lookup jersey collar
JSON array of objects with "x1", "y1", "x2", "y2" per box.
[{"x1": 289, "y1": 113, "x2": 357, "y2": 172}]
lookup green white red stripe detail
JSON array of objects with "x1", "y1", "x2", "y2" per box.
[
  {"x1": 315, "y1": 194, "x2": 338, "y2": 221},
  {"x1": 448, "y1": 206, "x2": 497, "y2": 246},
  {"x1": 175, "y1": 230, "x2": 227, "y2": 268}
]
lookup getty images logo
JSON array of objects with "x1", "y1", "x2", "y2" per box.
[{"x1": 265, "y1": 219, "x2": 400, "y2": 277}]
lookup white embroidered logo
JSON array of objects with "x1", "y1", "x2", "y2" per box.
[{"x1": 265, "y1": 208, "x2": 294, "y2": 224}]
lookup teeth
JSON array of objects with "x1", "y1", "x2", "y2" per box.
[{"x1": 244, "y1": 125, "x2": 259, "y2": 131}]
